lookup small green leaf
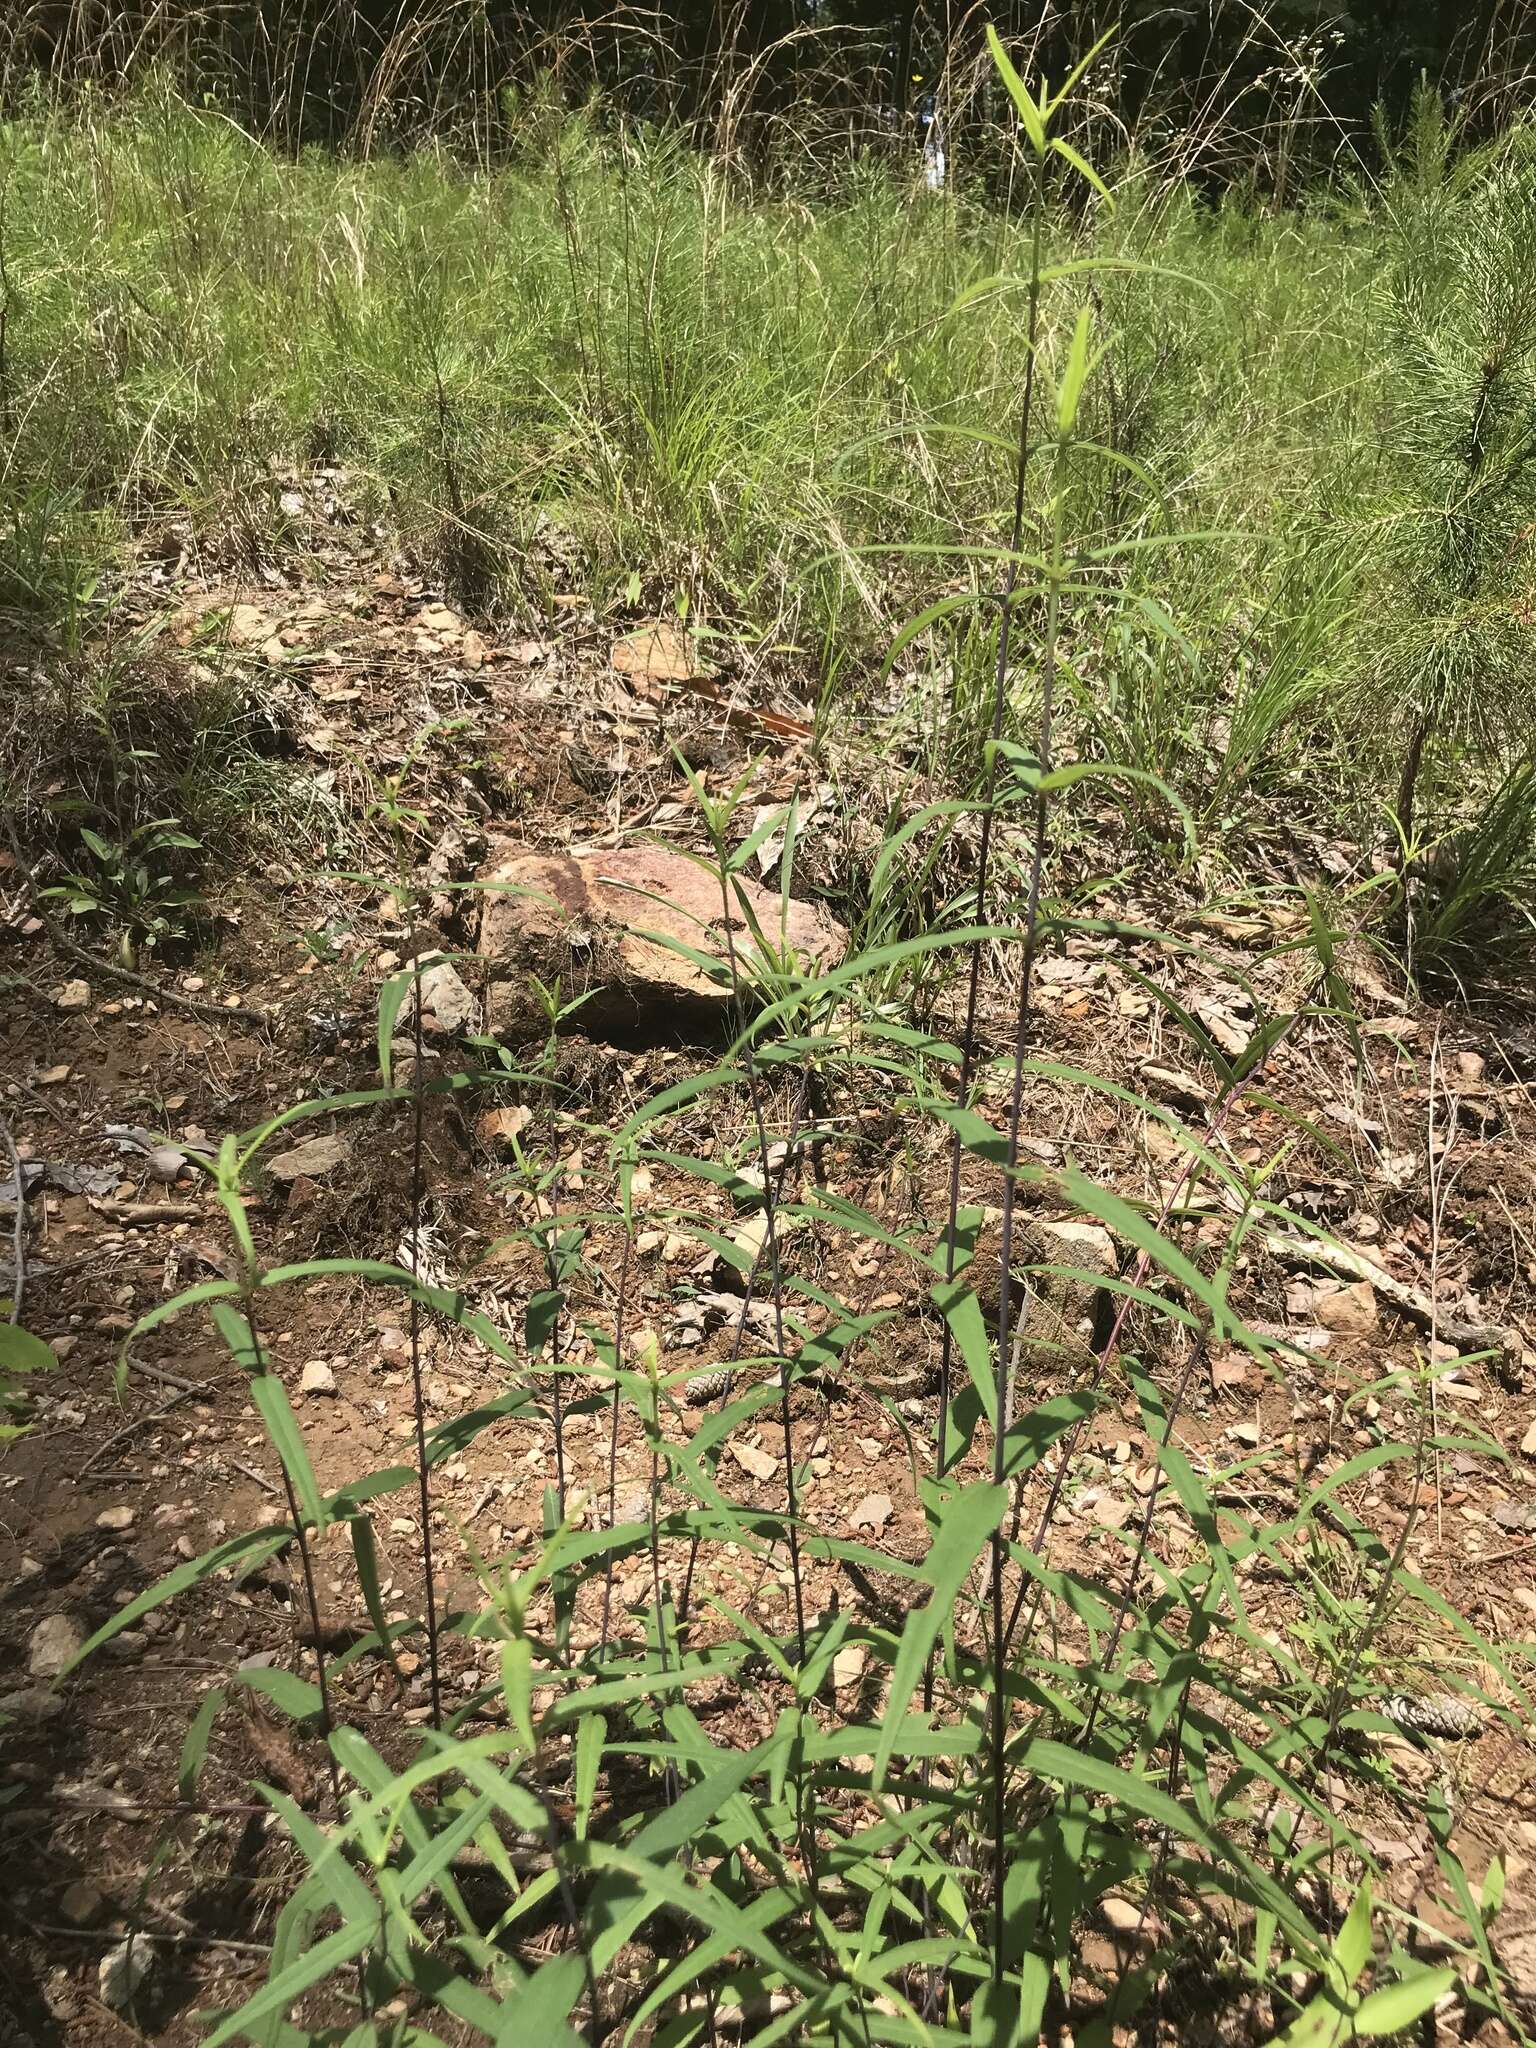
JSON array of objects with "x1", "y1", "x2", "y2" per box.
[
  {"x1": 377, "y1": 966, "x2": 415, "y2": 1087},
  {"x1": 250, "y1": 1374, "x2": 327, "y2": 1532},
  {"x1": 1051, "y1": 135, "x2": 1115, "y2": 204},
  {"x1": 986, "y1": 25, "x2": 1047, "y2": 152},
  {"x1": 1353, "y1": 1967, "x2": 1456, "y2": 2037},
  {"x1": 234, "y1": 1664, "x2": 324, "y2": 1725},
  {"x1": 349, "y1": 1513, "x2": 403, "y2": 1683},
  {"x1": 500, "y1": 1637, "x2": 537, "y2": 1755},
  {"x1": 178, "y1": 1686, "x2": 226, "y2": 1800},
  {"x1": 1057, "y1": 305, "x2": 1094, "y2": 435},
  {"x1": 1332, "y1": 1879, "x2": 1373, "y2": 1990},
  {"x1": 0, "y1": 1325, "x2": 56, "y2": 1378},
  {"x1": 573, "y1": 1711, "x2": 605, "y2": 1840},
  {"x1": 873, "y1": 1480, "x2": 1007, "y2": 1791}
]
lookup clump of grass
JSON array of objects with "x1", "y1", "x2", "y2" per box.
[
  {"x1": 0, "y1": 631, "x2": 304, "y2": 910},
  {"x1": 1352, "y1": 84, "x2": 1536, "y2": 863},
  {"x1": 0, "y1": 76, "x2": 1370, "y2": 666}
]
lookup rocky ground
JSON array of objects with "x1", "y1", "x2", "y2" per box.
[{"x1": 2, "y1": 504, "x2": 1535, "y2": 2042}]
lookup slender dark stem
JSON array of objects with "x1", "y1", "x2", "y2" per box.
[
  {"x1": 934, "y1": 158, "x2": 1049, "y2": 1482},
  {"x1": 1394, "y1": 709, "x2": 1431, "y2": 873},
  {"x1": 988, "y1": 394, "x2": 1062, "y2": 2003},
  {"x1": 242, "y1": 1288, "x2": 345, "y2": 1819},
  {"x1": 1000, "y1": 993, "x2": 1317, "y2": 1665},
  {"x1": 643, "y1": 1366, "x2": 682, "y2": 1807},
  {"x1": 1080, "y1": 1334, "x2": 1209, "y2": 1748},
  {"x1": 599, "y1": 1224, "x2": 633, "y2": 1654},
  {"x1": 546, "y1": 1195, "x2": 571, "y2": 1526},
  {"x1": 716, "y1": 887, "x2": 808, "y2": 1665},
  {"x1": 676, "y1": 1100, "x2": 808, "y2": 1633},
  {"x1": 713, "y1": 845, "x2": 823, "y2": 1914},
  {"x1": 1103, "y1": 1675, "x2": 1193, "y2": 2036},
  {"x1": 2, "y1": 1116, "x2": 26, "y2": 1325},
  {"x1": 925, "y1": 141, "x2": 1049, "y2": 2025},
  {"x1": 407, "y1": 950, "x2": 443, "y2": 1732}
]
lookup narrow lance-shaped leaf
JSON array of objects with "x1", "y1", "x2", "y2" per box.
[
  {"x1": 986, "y1": 24, "x2": 1047, "y2": 153},
  {"x1": 873, "y1": 1480, "x2": 1007, "y2": 1791}
]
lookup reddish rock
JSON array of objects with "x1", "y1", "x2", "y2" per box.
[{"x1": 478, "y1": 843, "x2": 847, "y2": 1039}]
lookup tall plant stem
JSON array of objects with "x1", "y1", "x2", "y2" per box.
[
  {"x1": 711, "y1": 842, "x2": 822, "y2": 1914},
  {"x1": 242, "y1": 1283, "x2": 345, "y2": 1815},
  {"x1": 1000, "y1": 989, "x2": 1320, "y2": 1666},
  {"x1": 922, "y1": 146, "x2": 1048, "y2": 2023},
  {"x1": 599, "y1": 1221, "x2": 634, "y2": 1654},
  {"x1": 718, "y1": 905, "x2": 806, "y2": 1665},
  {"x1": 407, "y1": 946, "x2": 443, "y2": 1731},
  {"x1": 934, "y1": 151, "x2": 1049, "y2": 1481},
  {"x1": 988, "y1": 532, "x2": 1062, "y2": 1997}
]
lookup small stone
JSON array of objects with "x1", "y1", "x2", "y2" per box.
[
  {"x1": 52, "y1": 979, "x2": 90, "y2": 1012},
  {"x1": 1090, "y1": 1492, "x2": 1133, "y2": 1529},
  {"x1": 848, "y1": 1491, "x2": 894, "y2": 1533},
  {"x1": 1455, "y1": 1050, "x2": 1487, "y2": 1084},
  {"x1": 95, "y1": 1506, "x2": 135, "y2": 1533},
  {"x1": 461, "y1": 628, "x2": 486, "y2": 670},
  {"x1": 300, "y1": 1358, "x2": 337, "y2": 1397},
  {"x1": 1099, "y1": 1892, "x2": 1162, "y2": 1942},
  {"x1": 266, "y1": 1133, "x2": 350, "y2": 1183},
  {"x1": 1209, "y1": 1349, "x2": 1248, "y2": 1390},
  {"x1": 831, "y1": 1644, "x2": 867, "y2": 1690},
  {"x1": 1314, "y1": 1280, "x2": 1378, "y2": 1336},
  {"x1": 478, "y1": 842, "x2": 846, "y2": 1040},
  {"x1": 728, "y1": 1439, "x2": 778, "y2": 1482},
  {"x1": 58, "y1": 1880, "x2": 103, "y2": 1926},
  {"x1": 98, "y1": 1932, "x2": 154, "y2": 2011},
  {"x1": 415, "y1": 957, "x2": 477, "y2": 1036},
  {"x1": 145, "y1": 1146, "x2": 187, "y2": 1183},
  {"x1": 27, "y1": 1612, "x2": 84, "y2": 1679},
  {"x1": 0, "y1": 1685, "x2": 65, "y2": 1722},
  {"x1": 227, "y1": 603, "x2": 269, "y2": 646},
  {"x1": 1520, "y1": 1417, "x2": 1536, "y2": 1459},
  {"x1": 49, "y1": 1336, "x2": 78, "y2": 1361},
  {"x1": 1139, "y1": 1062, "x2": 1207, "y2": 1111}
]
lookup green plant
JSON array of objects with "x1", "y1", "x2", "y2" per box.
[
  {"x1": 13, "y1": 28, "x2": 1536, "y2": 2047},
  {"x1": 1356, "y1": 87, "x2": 1536, "y2": 861},
  {"x1": 1402, "y1": 754, "x2": 1536, "y2": 979},
  {"x1": 41, "y1": 814, "x2": 203, "y2": 965},
  {"x1": 0, "y1": 1319, "x2": 53, "y2": 1441}
]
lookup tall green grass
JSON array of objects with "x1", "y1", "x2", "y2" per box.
[
  {"x1": 0, "y1": 79, "x2": 1362, "y2": 652},
  {"x1": 6, "y1": 67, "x2": 1536, "y2": 962}
]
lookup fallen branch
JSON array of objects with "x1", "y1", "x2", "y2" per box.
[
  {"x1": 76, "y1": 1383, "x2": 208, "y2": 1478},
  {"x1": 1264, "y1": 1229, "x2": 1511, "y2": 1356},
  {"x1": 2, "y1": 819, "x2": 272, "y2": 1031},
  {"x1": 43, "y1": 923, "x2": 272, "y2": 1030},
  {"x1": 91, "y1": 1198, "x2": 202, "y2": 1223}
]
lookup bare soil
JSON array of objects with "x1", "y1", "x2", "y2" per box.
[{"x1": 2, "y1": 518, "x2": 1535, "y2": 2044}]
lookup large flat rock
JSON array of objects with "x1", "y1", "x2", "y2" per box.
[{"x1": 478, "y1": 843, "x2": 847, "y2": 1040}]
